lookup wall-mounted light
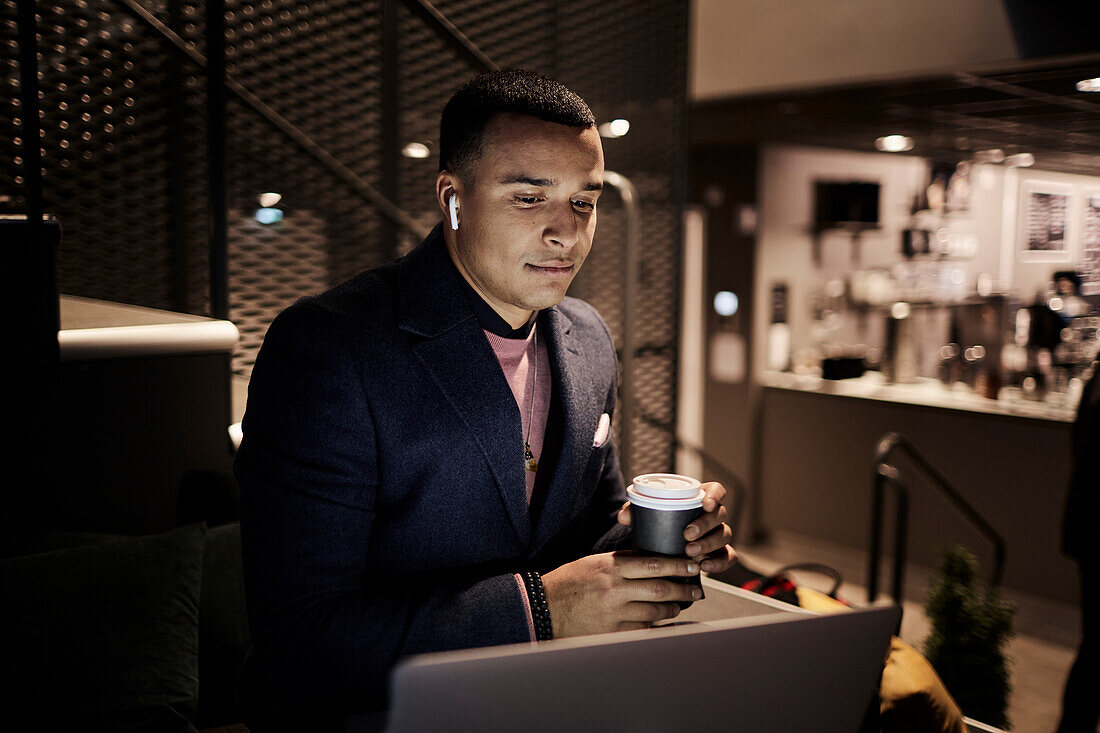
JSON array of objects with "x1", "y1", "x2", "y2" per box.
[
  {"x1": 402, "y1": 142, "x2": 431, "y2": 159},
  {"x1": 874, "y1": 134, "x2": 914, "y2": 153},
  {"x1": 256, "y1": 192, "x2": 284, "y2": 224},
  {"x1": 258, "y1": 192, "x2": 282, "y2": 207},
  {"x1": 1076, "y1": 77, "x2": 1100, "y2": 92},
  {"x1": 1004, "y1": 153, "x2": 1035, "y2": 168},
  {"x1": 598, "y1": 118, "x2": 630, "y2": 138},
  {"x1": 255, "y1": 207, "x2": 284, "y2": 225}
]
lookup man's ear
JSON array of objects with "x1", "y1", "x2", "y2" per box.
[{"x1": 435, "y1": 171, "x2": 463, "y2": 224}]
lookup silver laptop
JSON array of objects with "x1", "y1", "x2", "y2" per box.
[{"x1": 375, "y1": 579, "x2": 900, "y2": 733}]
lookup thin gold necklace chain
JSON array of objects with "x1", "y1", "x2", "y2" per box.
[{"x1": 524, "y1": 325, "x2": 539, "y2": 472}]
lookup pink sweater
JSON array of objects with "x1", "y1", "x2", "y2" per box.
[
  {"x1": 484, "y1": 323, "x2": 551, "y2": 641},
  {"x1": 482, "y1": 325, "x2": 552, "y2": 504}
]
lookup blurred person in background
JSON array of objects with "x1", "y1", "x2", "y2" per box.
[{"x1": 1058, "y1": 361, "x2": 1100, "y2": 733}]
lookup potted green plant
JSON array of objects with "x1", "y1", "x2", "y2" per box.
[{"x1": 923, "y1": 545, "x2": 1016, "y2": 728}]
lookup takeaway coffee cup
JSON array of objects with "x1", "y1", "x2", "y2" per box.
[
  {"x1": 628, "y1": 474, "x2": 705, "y2": 554},
  {"x1": 632, "y1": 473, "x2": 702, "y2": 501},
  {"x1": 628, "y1": 473, "x2": 707, "y2": 607}
]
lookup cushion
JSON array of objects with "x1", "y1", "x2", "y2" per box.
[
  {"x1": 197, "y1": 522, "x2": 251, "y2": 727},
  {"x1": 880, "y1": 637, "x2": 968, "y2": 733},
  {"x1": 0, "y1": 528, "x2": 118, "y2": 559},
  {"x1": 0, "y1": 523, "x2": 205, "y2": 732},
  {"x1": 796, "y1": 587, "x2": 966, "y2": 733}
]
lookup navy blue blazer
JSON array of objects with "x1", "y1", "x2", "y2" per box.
[{"x1": 235, "y1": 224, "x2": 627, "y2": 722}]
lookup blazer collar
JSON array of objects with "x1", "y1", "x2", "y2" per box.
[
  {"x1": 397, "y1": 223, "x2": 474, "y2": 338},
  {"x1": 397, "y1": 224, "x2": 582, "y2": 548}
]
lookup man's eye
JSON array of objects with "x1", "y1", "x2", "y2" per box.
[
  {"x1": 515, "y1": 196, "x2": 542, "y2": 205},
  {"x1": 572, "y1": 200, "x2": 595, "y2": 212}
]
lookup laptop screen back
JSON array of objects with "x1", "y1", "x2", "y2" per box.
[{"x1": 384, "y1": 592, "x2": 900, "y2": 733}]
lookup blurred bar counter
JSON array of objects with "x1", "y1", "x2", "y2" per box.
[
  {"x1": 760, "y1": 369, "x2": 1077, "y2": 424},
  {"x1": 755, "y1": 369, "x2": 1076, "y2": 604}
]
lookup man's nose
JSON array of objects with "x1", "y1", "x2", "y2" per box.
[{"x1": 544, "y1": 201, "x2": 581, "y2": 248}]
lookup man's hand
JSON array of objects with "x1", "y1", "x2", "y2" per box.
[
  {"x1": 617, "y1": 480, "x2": 737, "y2": 574},
  {"x1": 541, "y1": 552, "x2": 701, "y2": 637}
]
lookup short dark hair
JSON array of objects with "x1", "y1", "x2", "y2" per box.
[{"x1": 439, "y1": 69, "x2": 596, "y2": 181}]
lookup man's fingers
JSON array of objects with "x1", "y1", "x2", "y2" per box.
[
  {"x1": 635, "y1": 578, "x2": 701, "y2": 603},
  {"x1": 624, "y1": 601, "x2": 683, "y2": 624},
  {"x1": 685, "y1": 521, "x2": 733, "y2": 559},
  {"x1": 617, "y1": 502, "x2": 632, "y2": 526},
  {"x1": 700, "y1": 481, "x2": 726, "y2": 513},
  {"x1": 683, "y1": 504, "x2": 728, "y2": 541},
  {"x1": 615, "y1": 554, "x2": 699, "y2": 579},
  {"x1": 699, "y1": 544, "x2": 738, "y2": 574}
]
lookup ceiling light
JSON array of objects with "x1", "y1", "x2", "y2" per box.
[
  {"x1": 598, "y1": 118, "x2": 630, "y2": 138},
  {"x1": 401, "y1": 142, "x2": 431, "y2": 159},
  {"x1": 713, "y1": 291, "x2": 739, "y2": 317},
  {"x1": 1076, "y1": 77, "x2": 1100, "y2": 92},
  {"x1": 1004, "y1": 153, "x2": 1035, "y2": 168},
  {"x1": 875, "y1": 135, "x2": 913, "y2": 153}
]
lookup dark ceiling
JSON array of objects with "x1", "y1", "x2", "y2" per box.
[{"x1": 691, "y1": 52, "x2": 1100, "y2": 177}]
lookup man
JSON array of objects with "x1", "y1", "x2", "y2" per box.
[{"x1": 235, "y1": 70, "x2": 736, "y2": 728}]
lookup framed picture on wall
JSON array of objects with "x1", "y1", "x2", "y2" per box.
[
  {"x1": 1018, "y1": 181, "x2": 1074, "y2": 262},
  {"x1": 1081, "y1": 190, "x2": 1100, "y2": 296}
]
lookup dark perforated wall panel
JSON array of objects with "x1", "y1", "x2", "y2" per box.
[
  {"x1": 3, "y1": 0, "x2": 175, "y2": 307},
  {"x1": 2, "y1": 0, "x2": 687, "y2": 472}
]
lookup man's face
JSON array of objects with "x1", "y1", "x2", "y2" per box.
[{"x1": 442, "y1": 113, "x2": 605, "y2": 327}]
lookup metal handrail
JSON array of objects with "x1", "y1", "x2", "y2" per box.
[
  {"x1": 634, "y1": 406, "x2": 747, "y2": 545},
  {"x1": 603, "y1": 171, "x2": 640, "y2": 480},
  {"x1": 867, "y1": 431, "x2": 1006, "y2": 604}
]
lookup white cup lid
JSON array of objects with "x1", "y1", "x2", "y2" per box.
[
  {"x1": 627, "y1": 484, "x2": 705, "y2": 510},
  {"x1": 631, "y1": 473, "x2": 702, "y2": 499}
]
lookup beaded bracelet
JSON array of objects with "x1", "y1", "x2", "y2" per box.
[{"x1": 520, "y1": 570, "x2": 553, "y2": 641}]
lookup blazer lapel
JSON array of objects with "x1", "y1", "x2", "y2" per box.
[
  {"x1": 531, "y1": 305, "x2": 605, "y2": 552},
  {"x1": 398, "y1": 226, "x2": 531, "y2": 547},
  {"x1": 410, "y1": 331, "x2": 530, "y2": 547}
]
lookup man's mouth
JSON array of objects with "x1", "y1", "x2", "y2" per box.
[{"x1": 527, "y1": 262, "x2": 575, "y2": 277}]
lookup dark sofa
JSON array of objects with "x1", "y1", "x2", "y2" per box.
[{"x1": 0, "y1": 522, "x2": 251, "y2": 732}]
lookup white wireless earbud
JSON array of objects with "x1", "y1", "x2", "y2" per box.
[{"x1": 448, "y1": 193, "x2": 459, "y2": 231}]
